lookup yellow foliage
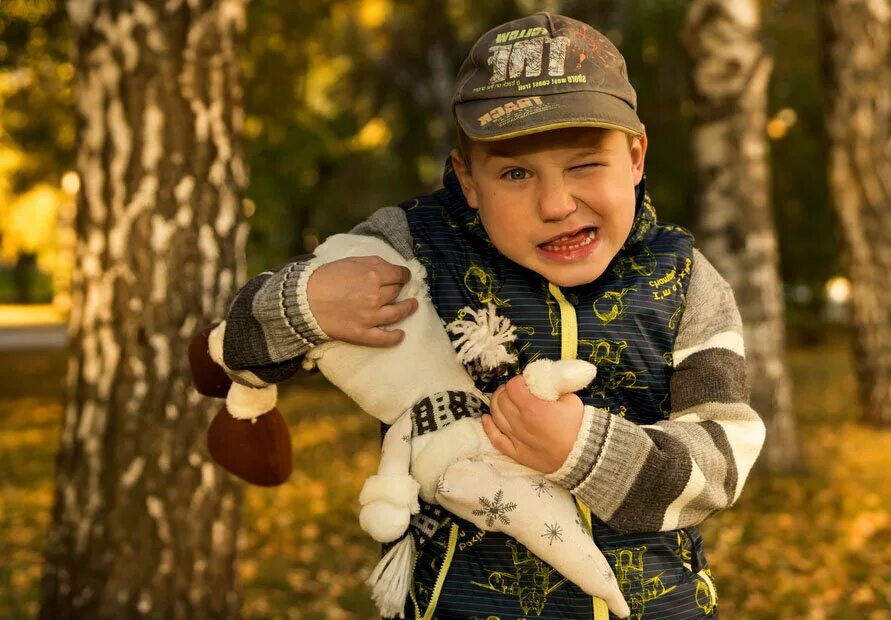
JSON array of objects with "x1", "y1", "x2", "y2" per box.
[
  {"x1": 304, "y1": 54, "x2": 353, "y2": 118},
  {"x1": 350, "y1": 117, "x2": 391, "y2": 150},
  {"x1": 2, "y1": 184, "x2": 60, "y2": 258},
  {"x1": 358, "y1": 0, "x2": 391, "y2": 30},
  {"x1": 767, "y1": 117, "x2": 789, "y2": 140}
]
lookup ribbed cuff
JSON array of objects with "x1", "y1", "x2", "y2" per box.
[
  {"x1": 248, "y1": 257, "x2": 330, "y2": 364},
  {"x1": 284, "y1": 257, "x2": 329, "y2": 344},
  {"x1": 546, "y1": 405, "x2": 611, "y2": 489}
]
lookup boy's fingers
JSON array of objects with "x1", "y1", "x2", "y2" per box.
[
  {"x1": 505, "y1": 375, "x2": 537, "y2": 407},
  {"x1": 482, "y1": 414, "x2": 518, "y2": 460},
  {"x1": 375, "y1": 297, "x2": 418, "y2": 326},
  {"x1": 377, "y1": 283, "x2": 403, "y2": 305},
  {"x1": 490, "y1": 400, "x2": 515, "y2": 438},
  {"x1": 378, "y1": 263, "x2": 412, "y2": 285},
  {"x1": 363, "y1": 327, "x2": 405, "y2": 348},
  {"x1": 491, "y1": 386, "x2": 519, "y2": 423}
]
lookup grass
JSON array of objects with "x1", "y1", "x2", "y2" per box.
[{"x1": 1, "y1": 336, "x2": 890, "y2": 619}]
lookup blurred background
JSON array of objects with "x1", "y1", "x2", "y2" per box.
[{"x1": 1, "y1": 0, "x2": 889, "y2": 618}]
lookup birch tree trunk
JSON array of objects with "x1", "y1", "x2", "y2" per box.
[
  {"x1": 40, "y1": 1, "x2": 249, "y2": 617},
  {"x1": 683, "y1": 1, "x2": 802, "y2": 472},
  {"x1": 821, "y1": 0, "x2": 891, "y2": 426}
]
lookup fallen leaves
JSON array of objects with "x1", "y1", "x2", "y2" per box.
[{"x1": 2, "y1": 343, "x2": 890, "y2": 618}]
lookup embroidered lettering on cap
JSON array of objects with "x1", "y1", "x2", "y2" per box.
[
  {"x1": 477, "y1": 96, "x2": 544, "y2": 127},
  {"x1": 493, "y1": 27, "x2": 548, "y2": 44},
  {"x1": 487, "y1": 36, "x2": 570, "y2": 83}
]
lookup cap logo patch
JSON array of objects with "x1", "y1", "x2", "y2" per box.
[
  {"x1": 487, "y1": 36, "x2": 570, "y2": 83},
  {"x1": 478, "y1": 96, "x2": 545, "y2": 127}
]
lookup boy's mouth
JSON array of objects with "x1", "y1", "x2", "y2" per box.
[{"x1": 538, "y1": 227, "x2": 598, "y2": 252}]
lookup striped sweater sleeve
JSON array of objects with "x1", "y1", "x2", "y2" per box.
[
  {"x1": 547, "y1": 249, "x2": 766, "y2": 534},
  {"x1": 219, "y1": 207, "x2": 413, "y2": 387}
]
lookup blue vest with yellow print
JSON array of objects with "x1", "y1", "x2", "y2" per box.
[{"x1": 397, "y1": 161, "x2": 717, "y2": 620}]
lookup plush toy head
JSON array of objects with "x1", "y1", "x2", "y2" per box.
[{"x1": 303, "y1": 234, "x2": 484, "y2": 423}]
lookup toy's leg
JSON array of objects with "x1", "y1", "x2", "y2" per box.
[
  {"x1": 435, "y1": 455, "x2": 630, "y2": 618},
  {"x1": 359, "y1": 412, "x2": 420, "y2": 543}
]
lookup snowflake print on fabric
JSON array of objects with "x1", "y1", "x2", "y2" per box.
[
  {"x1": 473, "y1": 489, "x2": 517, "y2": 527},
  {"x1": 531, "y1": 479, "x2": 553, "y2": 498},
  {"x1": 542, "y1": 522, "x2": 564, "y2": 546}
]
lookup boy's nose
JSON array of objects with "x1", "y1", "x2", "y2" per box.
[{"x1": 537, "y1": 178, "x2": 577, "y2": 222}]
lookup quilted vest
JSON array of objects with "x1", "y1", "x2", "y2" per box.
[{"x1": 398, "y1": 161, "x2": 717, "y2": 620}]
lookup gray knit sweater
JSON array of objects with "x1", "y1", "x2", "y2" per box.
[{"x1": 220, "y1": 207, "x2": 764, "y2": 534}]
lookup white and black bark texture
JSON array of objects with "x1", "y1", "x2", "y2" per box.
[
  {"x1": 41, "y1": 1, "x2": 249, "y2": 618},
  {"x1": 683, "y1": 0, "x2": 802, "y2": 472},
  {"x1": 821, "y1": 0, "x2": 891, "y2": 426}
]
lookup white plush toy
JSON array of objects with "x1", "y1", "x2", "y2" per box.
[{"x1": 303, "y1": 234, "x2": 630, "y2": 619}]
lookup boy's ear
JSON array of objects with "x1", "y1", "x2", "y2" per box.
[
  {"x1": 450, "y1": 149, "x2": 480, "y2": 209},
  {"x1": 631, "y1": 132, "x2": 648, "y2": 186}
]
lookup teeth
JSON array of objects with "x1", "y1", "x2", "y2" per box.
[{"x1": 542, "y1": 229, "x2": 596, "y2": 252}]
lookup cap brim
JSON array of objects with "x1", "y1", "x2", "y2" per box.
[{"x1": 455, "y1": 90, "x2": 644, "y2": 141}]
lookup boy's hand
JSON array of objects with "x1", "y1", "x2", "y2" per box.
[
  {"x1": 307, "y1": 257, "x2": 418, "y2": 347},
  {"x1": 482, "y1": 375, "x2": 584, "y2": 474}
]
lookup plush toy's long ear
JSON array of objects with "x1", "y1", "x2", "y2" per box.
[
  {"x1": 188, "y1": 322, "x2": 233, "y2": 398},
  {"x1": 207, "y1": 399, "x2": 292, "y2": 487},
  {"x1": 188, "y1": 322, "x2": 293, "y2": 487}
]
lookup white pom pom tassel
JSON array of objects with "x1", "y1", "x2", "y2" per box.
[
  {"x1": 225, "y1": 383, "x2": 278, "y2": 421},
  {"x1": 446, "y1": 303, "x2": 517, "y2": 371},
  {"x1": 367, "y1": 535, "x2": 415, "y2": 619}
]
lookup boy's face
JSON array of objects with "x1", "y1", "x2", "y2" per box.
[{"x1": 451, "y1": 127, "x2": 647, "y2": 288}]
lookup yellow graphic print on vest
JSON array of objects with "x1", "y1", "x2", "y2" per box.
[
  {"x1": 464, "y1": 263, "x2": 510, "y2": 307},
  {"x1": 650, "y1": 257, "x2": 692, "y2": 302},
  {"x1": 443, "y1": 209, "x2": 459, "y2": 229},
  {"x1": 695, "y1": 569, "x2": 718, "y2": 615},
  {"x1": 591, "y1": 368, "x2": 648, "y2": 399},
  {"x1": 593, "y1": 287, "x2": 636, "y2": 324},
  {"x1": 543, "y1": 286, "x2": 561, "y2": 336},
  {"x1": 612, "y1": 247, "x2": 658, "y2": 278},
  {"x1": 603, "y1": 547, "x2": 677, "y2": 620},
  {"x1": 676, "y1": 530, "x2": 693, "y2": 564},
  {"x1": 695, "y1": 580, "x2": 715, "y2": 614},
  {"x1": 414, "y1": 242, "x2": 436, "y2": 281},
  {"x1": 669, "y1": 292, "x2": 687, "y2": 330},
  {"x1": 471, "y1": 540, "x2": 567, "y2": 615},
  {"x1": 505, "y1": 327, "x2": 537, "y2": 375},
  {"x1": 578, "y1": 338, "x2": 628, "y2": 366}
]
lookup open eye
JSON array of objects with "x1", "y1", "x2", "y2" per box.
[{"x1": 503, "y1": 168, "x2": 529, "y2": 181}]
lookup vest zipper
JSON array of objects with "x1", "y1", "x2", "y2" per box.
[
  {"x1": 547, "y1": 283, "x2": 578, "y2": 360},
  {"x1": 547, "y1": 283, "x2": 610, "y2": 620},
  {"x1": 409, "y1": 523, "x2": 459, "y2": 620}
]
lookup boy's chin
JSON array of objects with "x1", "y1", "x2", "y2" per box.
[{"x1": 534, "y1": 262, "x2": 607, "y2": 288}]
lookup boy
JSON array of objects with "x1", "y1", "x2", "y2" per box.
[{"x1": 220, "y1": 13, "x2": 765, "y2": 619}]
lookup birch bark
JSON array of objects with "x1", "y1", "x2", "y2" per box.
[
  {"x1": 684, "y1": 0, "x2": 802, "y2": 471},
  {"x1": 821, "y1": 0, "x2": 891, "y2": 426},
  {"x1": 41, "y1": 1, "x2": 249, "y2": 617}
]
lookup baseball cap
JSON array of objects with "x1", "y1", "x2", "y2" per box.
[{"x1": 452, "y1": 13, "x2": 644, "y2": 141}]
